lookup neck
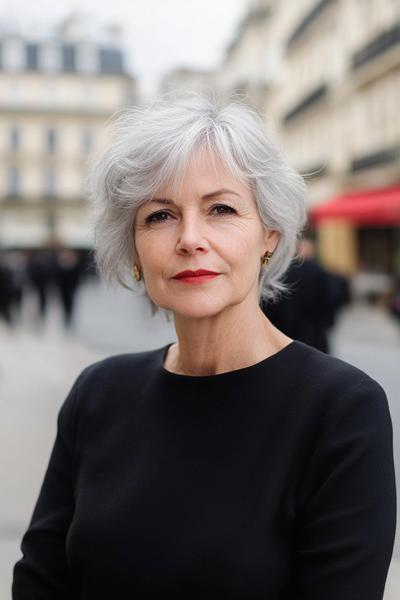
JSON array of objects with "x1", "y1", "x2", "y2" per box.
[{"x1": 166, "y1": 294, "x2": 292, "y2": 376}]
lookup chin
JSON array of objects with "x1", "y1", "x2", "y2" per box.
[{"x1": 167, "y1": 298, "x2": 229, "y2": 319}]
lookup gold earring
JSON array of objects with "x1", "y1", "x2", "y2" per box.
[
  {"x1": 133, "y1": 264, "x2": 142, "y2": 281},
  {"x1": 261, "y1": 250, "x2": 274, "y2": 268}
]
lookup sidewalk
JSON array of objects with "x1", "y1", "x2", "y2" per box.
[
  {"x1": 0, "y1": 314, "x2": 107, "y2": 599},
  {"x1": 1, "y1": 293, "x2": 399, "y2": 598},
  {"x1": 385, "y1": 559, "x2": 400, "y2": 600}
]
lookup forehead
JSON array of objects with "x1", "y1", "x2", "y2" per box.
[{"x1": 154, "y1": 147, "x2": 250, "y2": 198}]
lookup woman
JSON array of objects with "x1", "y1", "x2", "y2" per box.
[{"x1": 12, "y1": 92, "x2": 396, "y2": 599}]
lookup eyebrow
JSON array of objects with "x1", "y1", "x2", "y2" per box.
[{"x1": 149, "y1": 188, "x2": 242, "y2": 205}]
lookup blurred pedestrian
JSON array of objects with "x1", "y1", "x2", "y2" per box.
[
  {"x1": 4, "y1": 250, "x2": 29, "y2": 322},
  {"x1": 54, "y1": 248, "x2": 82, "y2": 328},
  {"x1": 26, "y1": 250, "x2": 57, "y2": 321},
  {"x1": 325, "y1": 269, "x2": 351, "y2": 329},
  {"x1": 0, "y1": 255, "x2": 15, "y2": 325},
  {"x1": 262, "y1": 237, "x2": 342, "y2": 353}
]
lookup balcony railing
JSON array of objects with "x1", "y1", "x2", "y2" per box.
[
  {"x1": 352, "y1": 24, "x2": 400, "y2": 70},
  {"x1": 283, "y1": 84, "x2": 328, "y2": 124},
  {"x1": 287, "y1": 0, "x2": 335, "y2": 49},
  {"x1": 350, "y1": 145, "x2": 400, "y2": 172}
]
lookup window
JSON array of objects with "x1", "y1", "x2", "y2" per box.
[
  {"x1": 46, "y1": 127, "x2": 57, "y2": 153},
  {"x1": 7, "y1": 166, "x2": 20, "y2": 197},
  {"x1": 44, "y1": 168, "x2": 56, "y2": 198},
  {"x1": 26, "y1": 43, "x2": 39, "y2": 70},
  {"x1": 9, "y1": 125, "x2": 20, "y2": 152},
  {"x1": 62, "y1": 44, "x2": 76, "y2": 72},
  {"x1": 99, "y1": 48, "x2": 123, "y2": 74}
]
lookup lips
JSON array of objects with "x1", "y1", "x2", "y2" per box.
[{"x1": 173, "y1": 269, "x2": 220, "y2": 279}]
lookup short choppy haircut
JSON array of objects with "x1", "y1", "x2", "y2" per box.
[{"x1": 88, "y1": 90, "x2": 308, "y2": 319}]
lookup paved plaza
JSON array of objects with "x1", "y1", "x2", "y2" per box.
[{"x1": 1, "y1": 279, "x2": 400, "y2": 598}]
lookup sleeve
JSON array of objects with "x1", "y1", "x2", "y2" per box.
[
  {"x1": 12, "y1": 375, "x2": 82, "y2": 599},
  {"x1": 293, "y1": 378, "x2": 397, "y2": 600}
]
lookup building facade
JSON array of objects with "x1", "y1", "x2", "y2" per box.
[
  {"x1": 0, "y1": 16, "x2": 136, "y2": 251},
  {"x1": 218, "y1": 1, "x2": 273, "y2": 110},
  {"x1": 219, "y1": 0, "x2": 400, "y2": 279},
  {"x1": 274, "y1": 0, "x2": 400, "y2": 276}
]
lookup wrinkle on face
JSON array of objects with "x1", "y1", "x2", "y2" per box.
[{"x1": 133, "y1": 147, "x2": 280, "y2": 316}]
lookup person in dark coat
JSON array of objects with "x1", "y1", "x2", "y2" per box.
[
  {"x1": 26, "y1": 250, "x2": 57, "y2": 321},
  {"x1": 0, "y1": 256, "x2": 15, "y2": 325},
  {"x1": 324, "y1": 270, "x2": 351, "y2": 329},
  {"x1": 262, "y1": 238, "x2": 345, "y2": 353},
  {"x1": 4, "y1": 251, "x2": 29, "y2": 323},
  {"x1": 54, "y1": 248, "x2": 82, "y2": 328}
]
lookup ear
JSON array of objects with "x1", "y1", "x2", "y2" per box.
[{"x1": 263, "y1": 229, "x2": 281, "y2": 254}]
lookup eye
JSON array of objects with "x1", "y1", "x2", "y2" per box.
[
  {"x1": 145, "y1": 210, "x2": 172, "y2": 224},
  {"x1": 144, "y1": 203, "x2": 236, "y2": 225},
  {"x1": 210, "y1": 204, "x2": 236, "y2": 216}
]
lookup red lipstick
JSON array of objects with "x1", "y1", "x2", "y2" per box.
[
  {"x1": 174, "y1": 269, "x2": 219, "y2": 278},
  {"x1": 173, "y1": 269, "x2": 221, "y2": 285}
]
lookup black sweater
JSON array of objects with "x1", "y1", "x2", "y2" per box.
[{"x1": 12, "y1": 340, "x2": 397, "y2": 599}]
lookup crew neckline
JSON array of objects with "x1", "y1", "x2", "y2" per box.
[{"x1": 157, "y1": 339, "x2": 299, "y2": 382}]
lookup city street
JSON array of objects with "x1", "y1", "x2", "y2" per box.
[
  {"x1": 1, "y1": 278, "x2": 400, "y2": 598},
  {"x1": 0, "y1": 0, "x2": 399, "y2": 596}
]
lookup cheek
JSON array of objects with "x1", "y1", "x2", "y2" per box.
[
  {"x1": 135, "y1": 231, "x2": 165, "y2": 267},
  {"x1": 144, "y1": 250, "x2": 165, "y2": 275},
  {"x1": 227, "y1": 234, "x2": 259, "y2": 262}
]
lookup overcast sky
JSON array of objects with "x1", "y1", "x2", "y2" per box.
[{"x1": 1, "y1": 0, "x2": 250, "y2": 96}]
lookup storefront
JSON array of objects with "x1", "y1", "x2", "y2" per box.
[{"x1": 309, "y1": 184, "x2": 400, "y2": 278}]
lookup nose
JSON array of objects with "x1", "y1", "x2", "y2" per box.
[{"x1": 175, "y1": 214, "x2": 209, "y2": 255}]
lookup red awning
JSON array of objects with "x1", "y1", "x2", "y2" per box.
[{"x1": 309, "y1": 184, "x2": 400, "y2": 225}]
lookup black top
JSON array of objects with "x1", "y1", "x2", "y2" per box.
[{"x1": 12, "y1": 340, "x2": 397, "y2": 599}]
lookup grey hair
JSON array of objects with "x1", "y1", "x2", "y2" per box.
[{"x1": 88, "y1": 89, "x2": 308, "y2": 319}]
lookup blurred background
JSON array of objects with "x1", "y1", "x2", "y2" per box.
[{"x1": 0, "y1": 0, "x2": 399, "y2": 597}]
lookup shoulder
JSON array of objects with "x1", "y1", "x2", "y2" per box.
[
  {"x1": 290, "y1": 344, "x2": 393, "y2": 498},
  {"x1": 76, "y1": 346, "x2": 163, "y2": 391},
  {"x1": 65, "y1": 346, "x2": 164, "y2": 417},
  {"x1": 290, "y1": 340, "x2": 381, "y2": 387},
  {"x1": 287, "y1": 340, "x2": 389, "y2": 416},
  {"x1": 78, "y1": 347, "x2": 159, "y2": 382}
]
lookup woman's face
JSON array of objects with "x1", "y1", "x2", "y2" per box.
[{"x1": 134, "y1": 148, "x2": 280, "y2": 319}]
